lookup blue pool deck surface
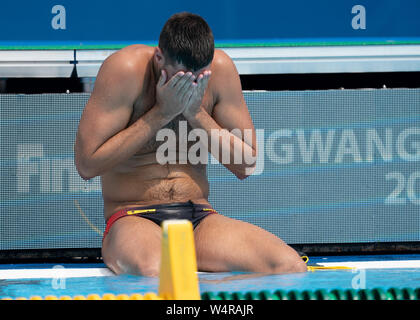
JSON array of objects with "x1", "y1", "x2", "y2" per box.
[{"x1": 1, "y1": 254, "x2": 420, "y2": 299}]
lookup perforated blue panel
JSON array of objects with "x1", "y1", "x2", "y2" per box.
[{"x1": 1, "y1": 89, "x2": 419, "y2": 250}]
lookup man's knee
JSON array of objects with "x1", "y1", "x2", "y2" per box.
[
  {"x1": 268, "y1": 255, "x2": 307, "y2": 274},
  {"x1": 103, "y1": 250, "x2": 160, "y2": 277},
  {"x1": 132, "y1": 260, "x2": 160, "y2": 277},
  {"x1": 286, "y1": 258, "x2": 308, "y2": 273},
  {"x1": 123, "y1": 250, "x2": 161, "y2": 277},
  {"x1": 114, "y1": 258, "x2": 160, "y2": 277}
]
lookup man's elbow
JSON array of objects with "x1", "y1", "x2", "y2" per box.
[
  {"x1": 74, "y1": 157, "x2": 98, "y2": 181},
  {"x1": 78, "y1": 170, "x2": 95, "y2": 181},
  {"x1": 236, "y1": 173, "x2": 250, "y2": 180},
  {"x1": 235, "y1": 164, "x2": 256, "y2": 180},
  {"x1": 76, "y1": 165, "x2": 96, "y2": 181}
]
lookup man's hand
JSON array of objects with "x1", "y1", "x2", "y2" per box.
[
  {"x1": 155, "y1": 70, "x2": 196, "y2": 121},
  {"x1": 183, "y1": 70, "x2": 211, "y2": 121}
]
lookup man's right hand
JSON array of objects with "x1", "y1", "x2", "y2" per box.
[{"x1": 155, "y1": 70, "x2": 195, "y2": 121}]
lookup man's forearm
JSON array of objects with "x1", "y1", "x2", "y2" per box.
[
  {"x1": 186, "y1": 109, "x2": 257, "y2": 179},
  {"x1": 77, "y1": 105, "x2": 170, "y2": 179}
]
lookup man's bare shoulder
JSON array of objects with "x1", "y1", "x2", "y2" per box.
[
  {"x1": 210, "y1": 49, "x2": 239, "y2": 84},
  {"x1": 92, "y1": 44, "x2": 155, "y2": 99},
  {"x1": 211, "y1": 49, "x2": 236, "y2": 71},
  {"x1": 209, "y1": 49, "x2": 241, "y2": 98},
  {"x1": 115, "y1": 44, "x2": 155, "y2": 60},
  {"x1": 101, "y1": 44, "x2": 155, "y2": 76}
]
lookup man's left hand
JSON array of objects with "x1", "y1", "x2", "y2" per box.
[{"x1": 183, "y1": 70, "x2": 211, "y2": 120}]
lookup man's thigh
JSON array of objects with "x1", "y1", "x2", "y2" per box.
[
  {"x1": 193, "y1": 214, "x2": 305, "y2": 273},
  {"x1": 102, "y1": 216, "x2": 162, "y2": 276}
]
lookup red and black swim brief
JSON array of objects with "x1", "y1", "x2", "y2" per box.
[{"x1": 103, "y1": 200, "x2": 217, "y2": 242}]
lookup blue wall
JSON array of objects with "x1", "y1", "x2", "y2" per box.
[
  {"x1": 1, "y1": 0, "x2": 419, "y2": 46},
  {"x1": 1, "y1": 89, "x2": 419, "y2": 250}
]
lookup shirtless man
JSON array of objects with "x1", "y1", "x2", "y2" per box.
[{"x1": 74, "y1": 12, "x2": 307, "y2": 276}]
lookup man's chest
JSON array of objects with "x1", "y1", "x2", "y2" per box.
[{"x1": 128, "y1": 88, "x2": 216, "y2": 154}]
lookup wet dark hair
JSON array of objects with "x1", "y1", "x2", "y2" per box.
[{"x1": 158, "y1": 12, "x2": 215, "y2": 71}]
